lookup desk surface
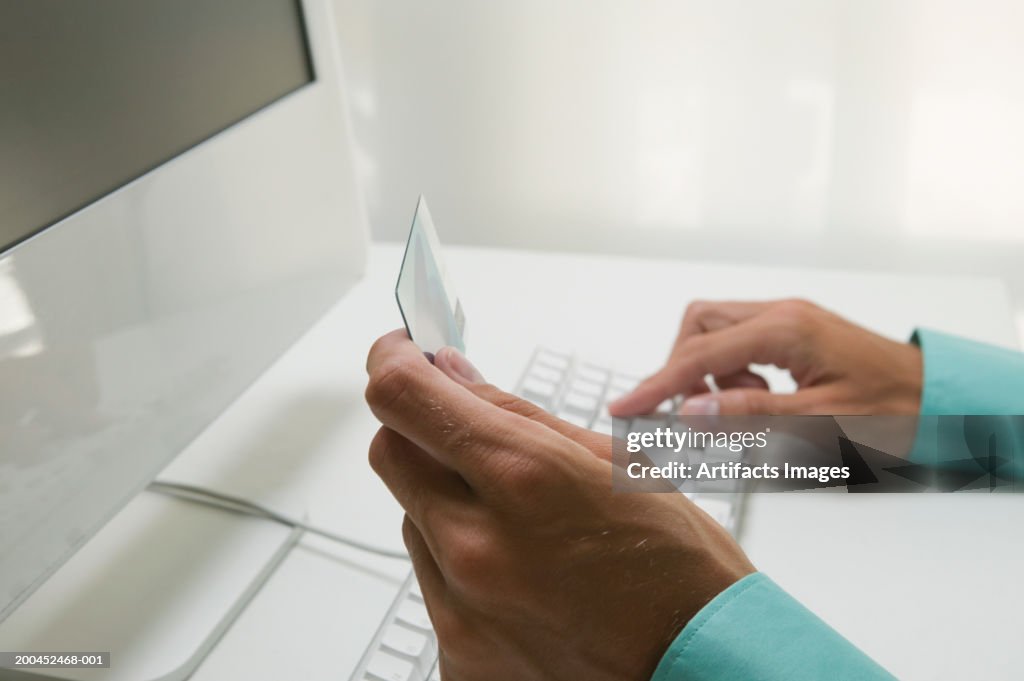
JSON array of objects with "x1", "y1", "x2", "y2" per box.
[{"x1": 181, "y1": 242, "x2": 1021, "y2": 681}]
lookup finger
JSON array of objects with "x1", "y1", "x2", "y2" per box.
[
  {"x1": 610, "y1": 317, "x2": 788, "y2": 416},
  {"x1": 610, "y1": 302, "x2": 775, "y2": 417},
  {"x1": 669, "y1": 371, "x2": 767, "y2": 412},
  {"x1": 369, "y1": 427, "x2": 468, "y2": 528},
  {"x1": 434, "y1": 346, "x2": 486, "y2": 386},
  {"x1": 681, "y1": 387, "x2": 819, "y2": 415},
  {"x1": 608, "y1": 368, "x2": 687, "y2": 417},
  {"x1": 673, "y1": 300, "x2": 774, "y2": 347},
  {"x1": 713, "y1": 370, "x2": 770, "y2": 392},
  {"x1": 366, "y1": 330, "x2": 585, "y2": 496},
  {"x1": 366, "y1": 328, "x2": 421, "y2": 373},
  {"x1": 475, "y1": 383, "x2": 613, "y2": 461},
  {"x1": 434, "y1": 347, "x2": 612, "y2": 461}
]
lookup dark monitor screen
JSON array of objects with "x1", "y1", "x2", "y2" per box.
[{"x1": 0, "y1": 0, "x2": 313, "y2": 254}]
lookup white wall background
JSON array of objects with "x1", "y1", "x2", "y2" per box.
[{"x1": 333, "y1": 0, "x2": 1024, "y2": 337}]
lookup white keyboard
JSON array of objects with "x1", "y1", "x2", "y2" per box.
[
  {"x1": 351, "y1": 571, "x2": 439, "y2": 681},
  {"x1": 349, "y1": 347, "x2": 749, "y2": 681}
]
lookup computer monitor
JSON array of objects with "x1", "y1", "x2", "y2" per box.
[{"x1": 0, "y1": 0, "x2": 367, "y2": 625}]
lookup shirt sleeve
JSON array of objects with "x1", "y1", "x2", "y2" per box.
[
  {"x1": 911, "y1": 328, "x2": 1024, "y2": 415},
  {"x1": 908, "y1": 328, "x2": 1024, "y2": 478},
  {"x1": 650, "y1": 572, "x2": 896, "y2": 681}
]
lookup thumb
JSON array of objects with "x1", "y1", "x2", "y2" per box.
[{"x1": 680, "y1": 389, "x2": 810, "y2": 416}]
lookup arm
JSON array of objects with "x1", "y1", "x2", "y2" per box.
[
  {"x1": 607, "y1": 301, "x2": 1023, "y2": 481},
  {"x1": 609, "y1": 301, "x2": 1024, "y2": 681},
  {"x1": 656, "y1": 329, "x2": 1024, "y2": 681}
]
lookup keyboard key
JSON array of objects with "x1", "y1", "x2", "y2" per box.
[
  {"x1": 366, "y1": 651, "x2": 415, "y2": 681},
  {"x1": 530, "y1": 365, "x2": 565, "y2": 383},
  {"x1": 605, "y1": 378, "x2": 637, "y2": 401},
  {"x1": 382, "y1": 625, "x2": 430, "y2": 659},
  {"x1": 563, "y1": 390, "x2": 598, "y2": 415},
  {"x1": 604, "y1": 389, "x2": 626, "y2": 404},
  {"x1": 396, "y1": 599, "x2": 433, "y2": 631},
  {"x1": 577, "y1": 367, "x2": 609, "y2": 385},
  {"x1": 570, "y1": 378, "x2": 604, "y2": 396},
  {"x1": 536, "y1": 351, "x2": 569, "y2": 369},
  {"x1": 611, "y1": 374, "x2": 639, "y2": 389},
  {"x1": 429, "y1": 666, "x2": 442, "y2": 681}
]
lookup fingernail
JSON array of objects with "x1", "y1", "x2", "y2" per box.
[
  {"x1": 436, "y1": 347, "x2": 485, "y2": 385},
  {"x1": 681, "y1": 395, "x2": 719, "y2": 415}
]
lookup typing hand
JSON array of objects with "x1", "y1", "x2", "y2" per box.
[
  {"x1": 608, "y1": 299, "x2": 923, "y2": 417},
  {"x1": 365, "y1": 330, "x2": 753, "y2": 681}
]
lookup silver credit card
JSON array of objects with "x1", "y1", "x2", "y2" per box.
[{"x1": 396, "y1": 196, "x2": 466, "y2": 354}]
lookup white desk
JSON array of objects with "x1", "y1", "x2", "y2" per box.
[{"x1": 175, "y1": 242, "x2": 1021, "y2": 681}]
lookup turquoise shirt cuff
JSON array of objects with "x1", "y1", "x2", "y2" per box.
[
  {"x1": 650, "y1": 572, "x2": 896, "y2": 681},
  {"x1": 911, "y1": 328, "x2": 1024, "y2": 415},
  {"x1": 908, "y1": 329, "x2": 1024, "y2": 477}
]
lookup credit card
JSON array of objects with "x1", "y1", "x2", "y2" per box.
[{"x1": 395, "y1": 196, "x2": 466, "y2": 354}]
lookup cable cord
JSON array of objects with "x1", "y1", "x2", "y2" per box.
[{"x1": 147, "y1": 480, "x2": 409, "y2": 561}]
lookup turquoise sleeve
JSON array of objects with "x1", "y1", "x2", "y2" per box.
[
  {"x1": 909, "y1": 328, "x2": 1024, "y2": 477},
  {"x1": 650, "y1": 573, "x2": 896, "y2": 681},
  {"x1": 912, "y1": 328, "x2": 1024, "y2": 415}
]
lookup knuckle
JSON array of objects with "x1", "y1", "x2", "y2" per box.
[
  {"x1": 365, "y1": 358, "x2": 418, "y2": 412},
  {"x1": 444, "y1": 421, "x2": 553, "y2": 493},
  {"x1": 491, "y1": 452, "x2": 551, "y2": 499},
  {"x1": 688, "y1": 299, "x2": 712, "y2": 317},
  {"x1": 774, "y1": 298, "x2": 816, "y2": 323},
  {"x1": 682, "y1": 299, "x2": 711, "y2": 324},
  {"x1": 770, "y1": 299, "x2": 822, "y2": 339},
  {"x1": 444, "y1": 530, "x2": 499, "y2": 592}
]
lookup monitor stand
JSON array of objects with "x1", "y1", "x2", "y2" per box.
[{"x1": 0, "y1": 488, "x2": 302, "y2": 681}]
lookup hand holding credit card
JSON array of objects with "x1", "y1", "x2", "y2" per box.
[{"x1": 395, "y1": 196, "x2": 467, "y2": 355}]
